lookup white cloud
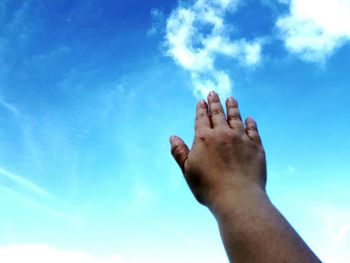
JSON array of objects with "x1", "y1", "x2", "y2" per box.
[
  {"x1": 0, "y1": 244, "x2": 122, "y2": 263},
  {"x1": 0, "y1": 243, "x2": 227, "y2": 263},
  {"x1": 165, "y1": 0, "x2": 262, "y2": 98},
  {"x1": 0, "y1": 167, "x2": 51, "y2": 199},
  {"x1": 277, "y1": 0, "x2": 350, "y2": 62},
  {"x1": 311, "y1": 205, "x2": 350, "y2": 263},
  {"x1": 147, "y1": 9, "x2": 165, "y2": 36}
]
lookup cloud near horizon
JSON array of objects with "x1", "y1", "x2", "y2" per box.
[
  {"x1": 277, "y1": 0, "x2": 350, "y2": 62},
  {"x1": 165, "y1": 0, "x2": 262, "y2": 98},
  {"x1": 0, "y1": 244, "x2": 122, "y2": 263}
]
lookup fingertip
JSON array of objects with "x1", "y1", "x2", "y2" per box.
[
  {"x1": 169, "y1": 135, "x2": 179, "y2": 145},
  {"x1": 226, "y1": 96, "x2": 243, "y2": 130},
  {"x1": 226, "y1": 96, "x2": 238, "y2": 106},
  {"x1": 226, "y1": 96, "x2": 234, "y2": 104},
  {"x1": 209, "y1": 90, "x2": 216, "y2": 97},
  {"x1": 208, "y1": 90, "x2": 219, "y2": 102},
  {"x1": 170, "y1": 135, "x2": 181, "y2": 156},
  {"x1": 169, "y1": 135, "x2": 190, "y2": 173},
  {"x1": 244, "y1": 117, "x2": 262, "y2": 144},
  {"x1": 245, "y1": 116, "x2": 256, "y2": 124},
  {"x1": 245, "y1": 117, "x2": 258, "y2": 129},
  {"x1": 195, "y1": 99, "x2": 211, "y2": 131},
  {"x1": 170, "y1": 135, "x2": 187, "y2": 148},
  {"x1": 197, "y1": 99, "x2": 208, "y2": 110}
]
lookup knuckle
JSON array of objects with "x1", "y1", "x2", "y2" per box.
[
  {"x1": 247, "y1": 127, "x2": 257, "y2": 133},
  {"x1": 210, "y1": 108, "x2": 224, "y2": 116},
  {"x1": 228, "y1": 112, "x2": 242, "y2": 121},
  {"x1": 195, "y1": 129, "x2": 212, "y2": 143},
  {"x1": 195, "y1": 111, "x2": 207, "y2": 121},
  {"x1": 229, "y1": 116, "x2": 242, "y2": 122},
  {"x1": 171, "y1": 144, "x2": 181, "y2": 156},
  {"x1": 194, "y1": 134, "x2": 208, "y2": 144},
  {"x1": 216, "y1": 128, "x2": 240, "y2": 142},
  {"x1": 221, "y1": 129, "x2": 234, "y2": 138},
  {"x1": 247, "y1": 137, "x2": 264, "y2": 151},
  {"x1": 232, "y1": 132, "x2": 244, "y2": 142},
  {"x1": 228, "y1": 107, "x2": 241, "y2": 115}
]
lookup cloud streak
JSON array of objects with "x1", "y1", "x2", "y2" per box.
[
  {"x1": 277, "y1": 0, "x2": 350, "y2": 62},
  {"x1": 0, "y1": 96, "x2": 21, "y2": 118},
  {"x1": 165, "y1": 0, "x2": 262, "y2": 98},
  {"x1": 0, "y1": 167, "x2": 51, "y2": 199},
  {"x1": 0, "y1": 167, "x2": 79, "y2": 223},
  {"x1": 312, "y1": 204, "x2": 350, "y2": 263},
  {"x1": 0, "y1": 244, "x2": 122, "y2": 263}
]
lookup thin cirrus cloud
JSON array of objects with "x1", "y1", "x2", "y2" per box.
[
  {"x1": 311, "y1": 204, "x2": 350, "y2": 263},
  {"x1": 0, "y1": 167, "x2": 79, "y2": 224},
  {"x1": 0, "y1": 244, "x2": 122, "y2": 263},
  {"x1": 276, "y1": 0, "x2": 350, "y2": 62},
  {"x1": 0, "y1": 167, "x2": 52, "y2": 199},
  {"x1": 165, "y1": 0, "x2": 262, "y2": 98}
]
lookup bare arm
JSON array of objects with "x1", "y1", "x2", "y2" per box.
[{"x1": 170, "y1": 91, "x2": 321, "y2": 263}]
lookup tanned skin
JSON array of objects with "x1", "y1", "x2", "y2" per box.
[{"x1": 170, "y1": 91, "x2": 321, "y2": 263}]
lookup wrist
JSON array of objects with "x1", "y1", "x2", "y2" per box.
[{"x1": 208, "y1": 183, "x2": 268, "y2": 221}]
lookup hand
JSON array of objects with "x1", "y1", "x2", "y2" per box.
[
  {"x1": 170, "y1": 91, "x2": 266, "y2": 213},
  {"x1": 170, "y1": 91, "x2": 321, "y2": 263}
]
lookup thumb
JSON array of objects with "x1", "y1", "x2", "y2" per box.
[{"x1": 170, "y1": 135, "x2": 190, "y2": 174}]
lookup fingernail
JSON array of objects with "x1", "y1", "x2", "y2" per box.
[
  {"x1": 199, "y1": 99, "x2": 205, "y2": 105},
  {"x1": 228, "y1": 96, "x2": 234, "y2": 102},
  {"x1": 169, "y1": 136, "x2": 176, "y2": 144},
  {"x1": 209, "y1": 90, "x2": 216, "y2": 97}
]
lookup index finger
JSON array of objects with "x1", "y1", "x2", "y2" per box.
[{"x1": 195, "y1": 99, "x2": 211, "y2": 133}]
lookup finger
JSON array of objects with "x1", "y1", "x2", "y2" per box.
[
  {"x1": 208, "y1": 91, "x2": 228, "y2": 128},
  {"x1": 170, "y1": 135, "x2": 190, "y2": 174},
  {"x1": 195, "y1": 99, "x2": 211, "y2": 133},
  {"x1": 226, "y1": 96, "x2": 244, "y2": 131},
  {"x1": 245, "y1": 117, "x2": 262, "y2": 145}
]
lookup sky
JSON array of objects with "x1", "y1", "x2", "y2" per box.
[{"x1": 0, "y1": 0, "x2": 349, "y2": 262}]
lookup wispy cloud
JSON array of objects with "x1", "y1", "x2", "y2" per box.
[
  {"x1": 0, "y1": 167, "x2": 51, "y2": 199},
  {"x1": 311, "y1": 204, "x2": 350, "y2": 263},
  {"x1": 165, "y1": 0, "x2": 262, "y2": 98},
  {"x1": 0, "y1": 0, "x2": 34, "y2": 59},
  {"x1": 0, "y1": 167, "x2": 79, "y2": 223},
  {"x1": 0, "y1": 96, "x2": 21, "y2": 118},
  {"x1": 0, "y1": 244, "x2": 122, "y2": 263},
  {"x1": 0, "y1": 242, "x2": 223, "y2": 263},
  {"x1": 277, "y1": 0, "x2": 350, "y2": 62},
  {"x1": 0, "y1": 185, "x2": 80, "y2": 224},
  {"x1": 148, "y1": 8, "x2": 165, "y2": 36}
]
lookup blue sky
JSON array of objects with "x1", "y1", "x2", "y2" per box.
[{"x1": 0, "y1": 0, "x2": 349, "y2": 262}]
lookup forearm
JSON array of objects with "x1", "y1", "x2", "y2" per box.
[{"x1": 211, "y1": 186, "x2": 321, "y2": 263}]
